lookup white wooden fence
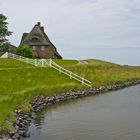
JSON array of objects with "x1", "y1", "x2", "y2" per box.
[{"x1": 8, "y1": 53, "x2": 92, "y2": 87}]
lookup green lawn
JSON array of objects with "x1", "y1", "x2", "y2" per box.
[
  {"x1": 0, "y1": 58, "x2": 140, "y2": 130},
  {"x1": 0, "y1": 58, "x2": 35, "y2": 68}
]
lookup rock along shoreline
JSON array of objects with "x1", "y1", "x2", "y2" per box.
[{"x1": 1, "y1": 80, "x2": 140, "y2": 140}]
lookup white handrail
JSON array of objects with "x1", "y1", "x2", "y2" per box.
[
  {"x1": 50, "y1": 59, "x2": 91, "y2": 84},
  {"x1": 45, "y1": 59, "x2": 91, "y2": 87},
  {"x1": 8, "y1": 53, "x2": 92, "y2": 87}
]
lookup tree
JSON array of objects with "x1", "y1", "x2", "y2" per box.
[
  {"x1": 1, "y1": 42, "x2": 10, "y2": 52},
  {"x1": 0, "y1": 14, "x2": 12, "y2": 50},
  {"x1": 15, "y1": 45, "x2": 33, "y2": 58}
]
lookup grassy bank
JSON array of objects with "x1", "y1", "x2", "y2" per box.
[
  {"x1": 55, "y1": 59, "x2": 140, "y2": 87},
  {"x1": 0, "y1": 58, "x2": 140, "y2": 130}
]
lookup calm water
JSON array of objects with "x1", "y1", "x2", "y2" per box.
[{"x1": 26, "y1": 85, "x2": 140, "y2": 140}]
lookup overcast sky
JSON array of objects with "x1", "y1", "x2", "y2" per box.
[{"x1": 0, "y1": 0, "x2": 140, "y2": 65}]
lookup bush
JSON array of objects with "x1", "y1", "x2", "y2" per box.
[{"x1": 15, "y1": 45, "x2": 33, "y2": 58}]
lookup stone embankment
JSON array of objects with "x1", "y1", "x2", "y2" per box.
[
  {"x1": 1, "y1": 80, "x2": 140, "y2": 140},
  {"x1": 0, "y1": 110, "x2": 31, "y2": 140},
  {"x1": 11, "y1": 110, "x2": 32, "y2": 139},
  {"x1": 30, "y1": 80, "x2": 140, "y2": 112}
]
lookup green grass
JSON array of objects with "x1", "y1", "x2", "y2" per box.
[
  {"x1": 55, "y1": 59, "x2": 140, "y2": 87},
  {"x1": 0, "y1": 58, "x2": 34, "y2": 68},
  {"x1": 0, "y1": 58, "x2": 140, "y2": 130},
  {"x1": 0, "y1": 51, "x2": 4, "y2": 57}
]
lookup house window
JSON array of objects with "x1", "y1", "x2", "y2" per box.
[
  {"x1": 33, "y1": 46, "x2": 36, "y2": 50},
  {"x1": 41, "y1": 46, "x2": 45, "y2": 51},
  {"x1": 32, "y1": 37, "x2": 39, "y2": 42}
]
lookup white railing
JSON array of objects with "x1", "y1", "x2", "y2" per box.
[
  {"x1": 1, "y1": 52, "x2": 9, "y2": 58},
  {"x1": 45, "y1": 59, "x2": 91, "y2": 87},
  {"x1": 8, "y1": 53, "x2": 92, "y2": 87},
  {"x1": 9, "y1": 53, "x2": 45, "y2": 67}
]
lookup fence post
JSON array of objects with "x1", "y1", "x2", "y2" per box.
[
  {"x1": 59, "y1": 67, "x2": 61, "y2": 74},
  {"x1": 82, "y1": 78, "x2": 84, "y2": 85},
  {"x1": 49, "y1": 59, "x2": 52, "y2": 67},
  {"x1": 41, "y1": 59, "x2": 44, "y2": 67},
  {"x1": 35, "y1": 59, "x2": 37, "y2": 66},
  {"x1": 70, "y1": 72, "x2": 72, "y2": 79},
  {"x1": 26, "y1": 58, "x2": 28, "y2": 63}
]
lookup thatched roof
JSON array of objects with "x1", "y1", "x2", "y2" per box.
[{"x1": 20, "y1": 22, "x2": 62, "y2": 58}]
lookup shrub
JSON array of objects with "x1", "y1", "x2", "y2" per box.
[{"x1": 15, "y1": 45, "x2": 33, "y2": 58}]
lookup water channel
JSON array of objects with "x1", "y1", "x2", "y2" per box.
[{"x1": 26, "y1": 85, "x2": 140, "y2": 140}]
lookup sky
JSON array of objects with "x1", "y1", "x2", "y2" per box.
[{"x1": 0, "y1": 0, "x2": 140, "y2": 65}]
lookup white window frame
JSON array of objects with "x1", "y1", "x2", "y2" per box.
[
  {"x1": 33, "y1": 46, "x2": 36, "y2": 50},
  {"x1": 41, "y1": 46, "x2": 45, "y2": 51}
]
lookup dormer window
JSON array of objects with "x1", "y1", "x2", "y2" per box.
[{"x1": 31, "y1": 37, "x2": 39, "y2": 42}]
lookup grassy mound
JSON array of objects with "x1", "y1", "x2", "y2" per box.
[
  {"x1": 0, "y1": 58, "x2": 140, "y2": 129},
  {"x1": 55, "y1": 59, "x2": 140, "y2": 87}
]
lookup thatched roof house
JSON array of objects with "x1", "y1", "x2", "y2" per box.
[{"x1": 20, "y1": 22, "x2": 62, "y2": 59}]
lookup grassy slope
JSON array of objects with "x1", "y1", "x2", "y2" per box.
[
  {"x1": 0, "y1": 59, "x2": 79, "y2": 129},
  {"x1": 55, "y1": 59, "x2": 140, "y2": 87},
  {"x1": 0, "y1": 58, "x2": 140, "y2": 129}
]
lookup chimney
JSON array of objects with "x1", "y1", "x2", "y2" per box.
[
  {"x1": 41, "y1": 27, "x2": 44, "y2": 32},
  {"x1": 37, "y1": 22, "x2": 41, "y2": 26}
]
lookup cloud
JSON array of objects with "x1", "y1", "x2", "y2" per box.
[{"x1": 0, "y1": 0, "x2": 140, "y2": 63}]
